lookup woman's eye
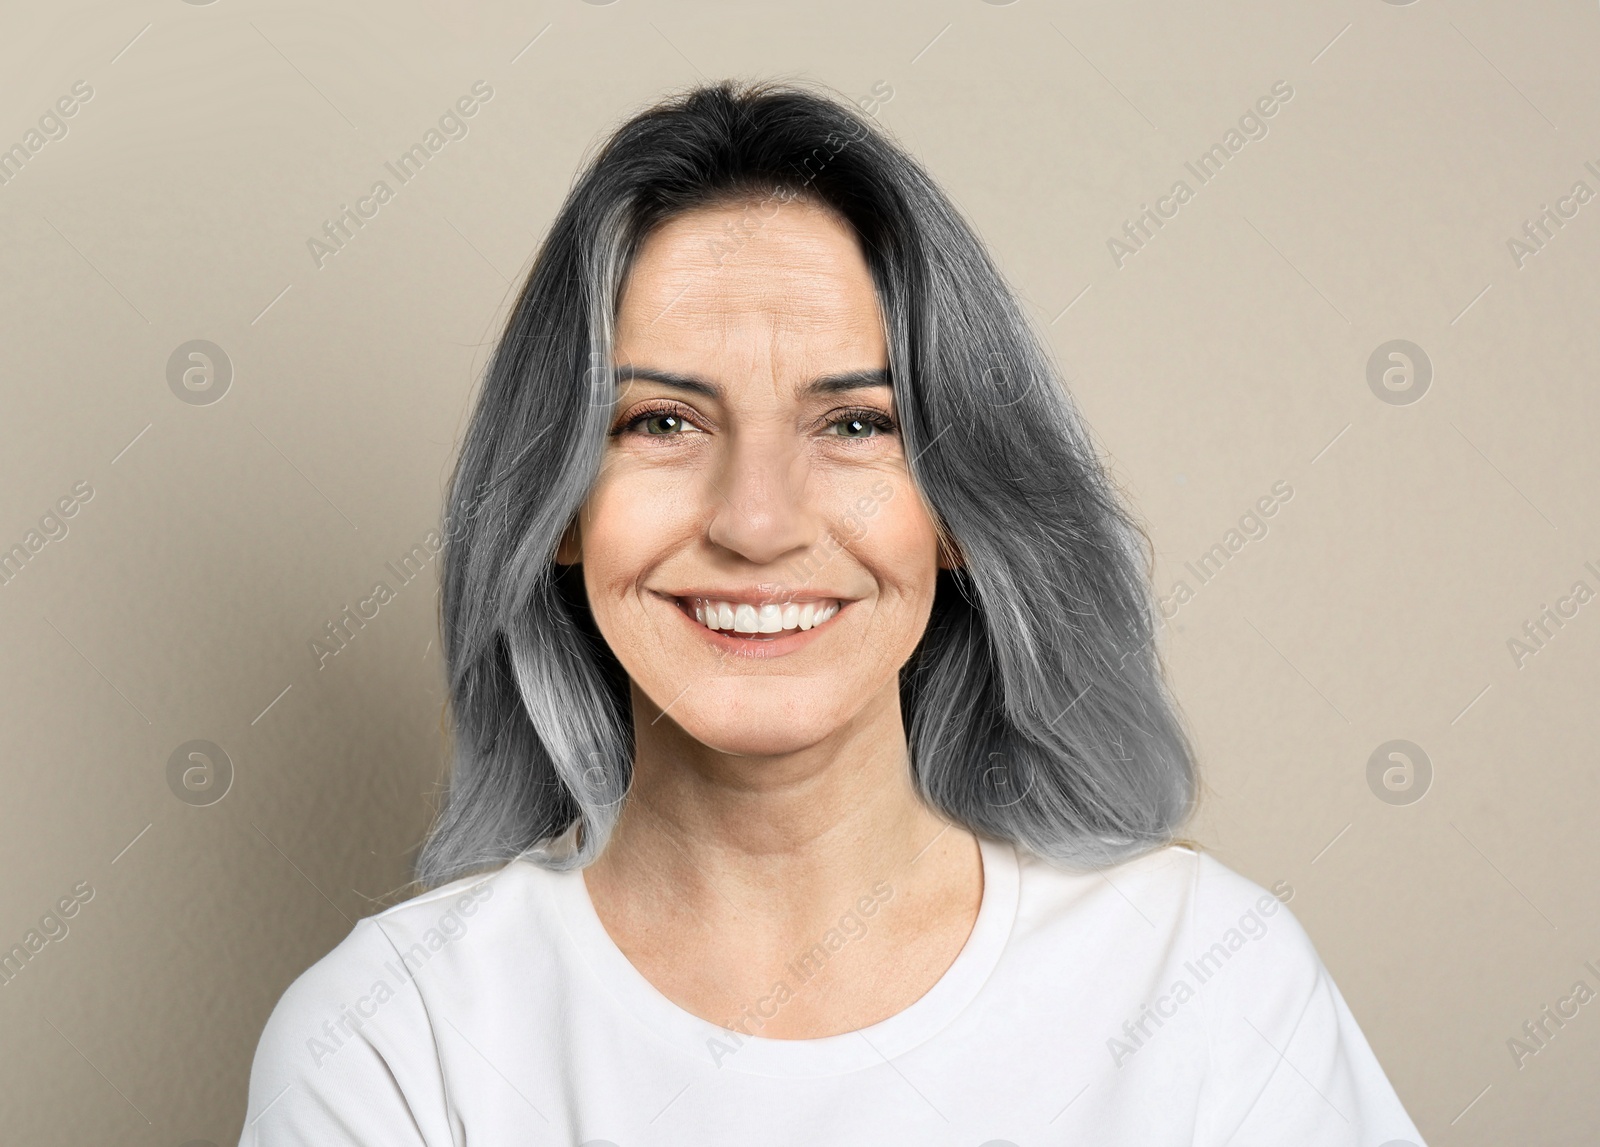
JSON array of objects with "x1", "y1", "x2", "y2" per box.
[
  {"x1": 827, "y1": 412, "x2": 895, "y2": 439},
  {"x1": 617, "y1": 408, "x2": 893, "y2": 439},
  {"x1": 640, "y1": 412, "x2": 684, "y2": 435},
  {"x1": 618, "y1": 408, "x2": 694, "y2": 436}
]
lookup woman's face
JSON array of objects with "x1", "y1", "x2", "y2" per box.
[{"x1": 558, "y1": 195, "x2": 950, "y2": 758}]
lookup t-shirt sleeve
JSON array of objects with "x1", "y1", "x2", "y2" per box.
[
  {"x1": 237, "y1": 917, "x2": 453, "y2": 1147},
  {"x1": 1189, "y1": 855, "x2": 1428, "y2": 1147}
]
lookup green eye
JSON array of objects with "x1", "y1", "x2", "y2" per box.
[
  {"x1": 642, "y1": 412, "x2": 683, "y2": 435},
  {"x1": 615, "y1": 406, "x2": 694, "y2": 436}
]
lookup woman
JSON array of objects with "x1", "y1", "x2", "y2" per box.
[{"x1": 241, "y1": 79, "x2": 1426, "y2": 1145}]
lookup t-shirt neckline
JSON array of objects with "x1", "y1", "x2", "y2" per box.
[{"x1": 548, "y1": 833, "x2": 1020, "y2": 1077}]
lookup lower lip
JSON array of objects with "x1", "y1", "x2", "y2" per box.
[{"x1": 663, "y1": 596, "x2": 848, "y2": 659}]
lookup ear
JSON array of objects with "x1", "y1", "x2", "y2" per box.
[
  {"x1": 554, "y1": 518, "x2": 582, "y2": 566},
  {"x1": 936, "y1": 533, "x2": 964, "y2": 571}
]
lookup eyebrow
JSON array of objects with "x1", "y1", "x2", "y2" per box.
[{"x1": 612, "y1": 365, "x2": 891, "y2": 399}]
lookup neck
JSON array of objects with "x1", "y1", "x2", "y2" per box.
[{"x1": 585, "y1": 676, "x2": 959, "y2": 931}]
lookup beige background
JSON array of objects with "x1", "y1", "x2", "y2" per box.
[{"x1": 2, "y1": 0, "x2": 1596, "y2": 1142}]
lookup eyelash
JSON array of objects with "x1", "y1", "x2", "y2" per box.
[{"x1": 612, "y1": 402, "x2": 898, "y2": 440}]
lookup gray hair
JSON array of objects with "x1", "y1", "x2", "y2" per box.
[{"x1": 414, "y1": 78, "x2": 1197, "y2": 887}]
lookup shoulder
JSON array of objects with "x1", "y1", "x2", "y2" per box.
[
  {"x1": 266, "y1": 867, "x2": 507, "y2": 1018},
  {"x1": 1010, "y1": 842, "x2": 1332, "y2": 1058},
  {"x1": 1046, "y1": 846, "x2": 1425, "y2": 1145},
  {"x1": 1185, "y1": 846, "x2": 1322, "y2": 992},
  {"x1": 1012, "y1": 841, "x2": 1305, "y2": 957},
  {"x1": 1168, "y1": 847, "x2": 1328, "y2": 1033},
  {"x1": 1016, "y1": 843, "x2": 1329, "y2": 1025},
  {"x1": 240, "y1": 866, "x2": 522, "y2": 1144}
]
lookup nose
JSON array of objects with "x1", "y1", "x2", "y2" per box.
[{"x1": 704, "y1": 429, "x2": 820, "y2": 568}]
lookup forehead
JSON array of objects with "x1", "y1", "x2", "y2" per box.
[{"x1": 614, "y1": 197, "x2": 887, "y2": 371}]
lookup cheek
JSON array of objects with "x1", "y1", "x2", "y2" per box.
[
  {"x1": 838, "y1": 479, "x2": 941, "y2": 601},
  {"x1": 579, "y1": 475, "x2": 683, "y2": 610}
]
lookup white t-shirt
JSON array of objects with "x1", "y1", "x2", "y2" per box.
[{"x1": 238, "y1": 836, "x2": 1427, "y2": 1145}]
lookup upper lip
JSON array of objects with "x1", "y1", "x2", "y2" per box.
[{"x1": 660, "y1": 587, "x2": 854, "y2": 608}]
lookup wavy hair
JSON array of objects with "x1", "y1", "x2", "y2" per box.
[{"x1": 414, "y1": 77, "x2": 1198, "y2": 887}]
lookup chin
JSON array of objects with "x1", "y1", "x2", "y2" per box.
[
  {"x1": 681, "y1": 726, "x2": 827, "y2": 758},
  {"x1": 659, "y1": 687, "x2": 845, "y2": 759}
]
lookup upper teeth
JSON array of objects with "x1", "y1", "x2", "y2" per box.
[{"x1": 690, "y1": 598, "x2": 841, "y2": 633}]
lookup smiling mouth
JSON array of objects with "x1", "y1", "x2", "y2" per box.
[{"x1": 676, "y1": 596, "x2": 843, "y2": 640}]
